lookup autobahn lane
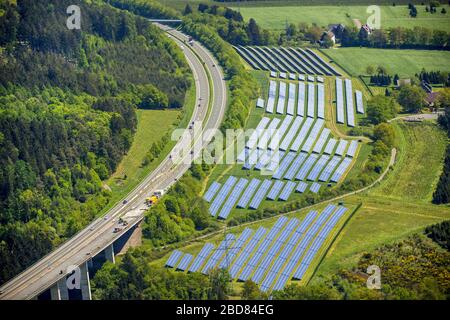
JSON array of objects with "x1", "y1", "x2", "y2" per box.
[{"x1": 0, "y1": 25, "x2": 227, "y2": 300}]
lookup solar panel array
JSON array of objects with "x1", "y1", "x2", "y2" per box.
[
  {"x1": 287, "y1": 83, "x2": 296, "y2": 115},
  {"x1": 209, "y1": 176, "x2": 237, "y2": 216},
  {"x1": 278, "y1": 181, "x2": 297, "y2": 201},
  {"x1": 302, "y1": 119, "x2": 324, "y2": 153},
  {"x1": 297, "y1": 82, "x2": 305, "y2": 116},
  {"x1": 277, "y1": 82, "x2": 287, "y2": 114},
  {"x1": 273, "y1": 151, "x2": 297, "y2": 179},
  {"x1": 167, "y1": 205, "x2": 348, "y2": 293},
  {"x1": 330, "y1": 157, "x2": 353, "y2": 182},
  {"x1": 267, "y1": 81, "x2": 277, "y2": 113},
  {"x1": 307, "y1": 83, "x2": 315, "y2": 118},
  {"x1": 346, "y1": 140, "x2": 358, "y2": 158},
  {"x1": 319, "y1": 156, "x2": 341, "y2": 182},
  {"x1": 309, "y1": 182, "x2": 321, "y2": 193},
  {"x1": 258, "y1": 118, "x2": 281, "y2": 150},
  {"x1": 269, "y1": 115, "x2": 292, "y2": 150},
  {"x1": 218, "y1": 178, "x2": 249, "y2": 219},
  {"x1": 296, "y1": 181, "x2": 308, "y2": 193},
  {"x1": 237, "y1": 178, "x2": 260, "y2": 208},
  {"x1": 247, "y1": 117, "x2": 270, "y2": 149},
  {"x1": 249, "y1": 179, "x2": 273, "y2": 209},
  {"x1": 296, "y1": 154, "x2": 318, "y2": 181},
  {"x1": 335, "y1": 78, "x2": 345, "y2": 124},
  {"x1": 317, "y1": 83, "x2": 325, "y2": 119},
  {"x1": 307, "y1": 155, "x2": 330, "y2": 181},
  {"x1": 335, "y1": 139, "x2": 348, "y2": 156},
  {"x1": 284, "y1": 153, "x2": 307, "y2": 180},
  {"x1": 345, "y1": 79, "x2": 355, "y2": 127},
  {"x1": 355, "y1": 90, "x2": 364, "y2": 114},
  {"x1": 267, "y1": 180, "x2": 285, "y2": 200},
  {"x1": 203, "y1": 181, "x2": 221, "y2": 202},
  {"x1": 290, "y1": 117, "x2": 314, "y2": 152},
  {"x1": 312, "y1": 128, "x2": 330, "y2": 154},
  {"x1": 323, "y1": 138, "x2": 337, "y2": 155},
  {"x1": 256, "y1": 98, "x2": 265, "y2": 108},
  {"x1": 280, "y1": 116, "x2": 302, "y2": 151}
]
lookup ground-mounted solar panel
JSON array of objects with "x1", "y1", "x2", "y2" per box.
[
  {"x1": 238, "y1": 216, "x2": 288, "y2": 281},
  {"x1": 204, "y1": 181, "x2": 221, "y2": 202},
  {"x1": 317, "y1": 76, "x2": 324, "y2": 83},
  {"x1": 201, "y1": 233, "x2": 236, "y2": 275},
  {"x1": 301, "y1": 119, "x2": 325, "y2": 153},
  {"x1": 345, "y1": 79, "x2": 355, "y2": 127},
  {"x1": 247, "y1": 117, "x2": 270, "y2": 149},
  {"x1": 330, "y1": 157, "x2": 353, "y2": 183},
  {"x1": 335, "y1": 139, "x2": 348, "y2": 156},
  {"x1": 176, "y1": 254, "x2": 193, "y2": 271},
  {"x1": 307, "y1": 155, "x2": 330, "y2": 181},
  {"x1": 296, "y1": 181, "x2": 308, "y2": 193},
  {"x1": 323, "y1": 138, "x2": 337, "y2": 155},
  {"x1": 256, "y1": 98, "x2": 265, "y2": 109},
  {"x1": 261, "y1": 212, "x2": 317, "y2": 291},
  {"x1": 267, "y1": 180, "x2": 285, "y2": 200},
  {"x1": 270, "y1": 71, "x2": 277, "y2": 78},
  {"x1": 277, "y1": 82, "x2": 287, "y2": 114},
  {"x1": 318, "y1": 156, "x2": 341, "y2": 182},
  {"x1": 237, "y1": 179, "x2": 261, "y2": 209},
  {"x1": 307, "y1": 75, "x2": 315, "y2": 82},
  {"x1": 289, "y1": 48, "x2": 318, "y2": 75},
  {"x1": 306, "y1": 49, "x2": 341, "y2": 76},
  {"x1": 290, "y1": 117, "x2": 314, "y2": 152},
  {"x1": 298, "y1": 74, "x2": 306, "y2": 81},
  {"x1": 309, "y1": 182, "x2": 321, "y2": 193},
  {"x1": 335, "y1": 78, "x2": 345, "y2": 124},
  {"x1": 265, "y1": 150, "x2": 286, "y2": 173},
  {"x1": 238, "y1": 46, "x2": 269, "y2": 70},
  {"x1": 296, "y1": 154, "x2": 319, "y2": 181},
  {"x1": 254, "y1": 149, "x2": 270, "y2": 171},
  {"x1": 273, "y1": 47, "x2": 303, "y2": 74},
  {"x1": 280, "y1": 116, "x2": 303, "y2": 151},
  {"x1": 251, "y1": 218, "x2": 300, "y2": 284},
  {"x1": 247, "y1": 46, "x2": 277, "y2": 71},
  {"x1": 284, "y1": 153, "x2": 308, "y2": 180},
  {"x1": 209, "y1": 176, "x2": 238, "y2": 216},
  {"x1": 243, "y1": 149, "x2": 259, "y2": 170},
  {"x1": 229, "y1": 227, "x2": 267, "y2": 279},
  {"x1": 307, "y1": 83, "x2": 315, "y2": 118},
  {"x1": 249, "y1": 179, "x2": 273, "y2": 209},
  {"x1": 279, "y1": 47, "x2": 308, "y2": 74},
  {"x1": 273, "y1": 151, "x2": 297, "y2": 180},
  {"x1": 189, "y1": 243, "x2": 215, "y2": 273},
  {"x1": 268, "y1": 116, "x2": 293, "y2": 150},
  {"x1": 165, "y1": 250, "x2": 183, "y2": 268},
  {"x1": 355, "y1": 90, "x2": 364, "y2": 114},
  {"x1": 266, "y1": 81, "x2": 277, "y2": 113},
  {"x1": 289, "y1": 73, "x2": 296, "y2": 80},
  {"x1": 286, "y1": 83, "x2": 296, "y2": 115},
  {"x1": 293, "y1": 206, "x2": 347, "y2": 280},
  {"x1": 234, "y1": 46, "x2": 264, "y2": 70},
  {"x1": 312, "y1": 128, "x2": 330, "y2": 154},
  {"x1": 299, "y1": 48, "x2": 329, "y2": 75},
  {"x1": 219, "y1": 228, "x2": 253, "y2": 269},
  {"x1": 218, "y1": 178, "x2": 249, "y2": 219},
  {"x1": 317, "y1": 83, "x2": 325, "y2": 119},
  {"x1": 279, "y1": 72, "x2": 287, "y2": 79},
  {"x1": 258, "y1": 118, "x2": 281, "y2": 150},
  {"x1": 278, "y1": 181, "x2": 297, "y2": 201},
  {"x1": 297, "y1": 82, "x2": 306, "y2": 116},
  {"x1": 346, "y1": 140, "x2": 358, "y2": 158}
]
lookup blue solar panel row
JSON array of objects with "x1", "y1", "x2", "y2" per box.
[
  {"x1": 335, "y1": 78, "x2": 345, "y2": 124},
  {"x1": 238, "y1": 216, "x2": 288, "y2": 281},
  {"x1": 309, "y1": 182, "x2": 321, "y2": 193},
  {"x1": 209, "y1": 176, "x2": 238, "y2": 216},
  {"x1": 237, "y1": 178, "x2": 261, "y2": 209},
  {"x1": 312, "y1": 128, "x2": 330, "y2": 154},
  {"x1": 265, "y1": 150, "x2": 285, "y2": 173},
  {"x1": 301, "y1": 119, "x2": 325, "y2": 153},
  {"x1": 261, "y1": 212, "x2": 317, "y2": 292},
  {"x1": 334, "y1": 139, "x2": 348, "y2": 156},
  {"x1": 165, "y1": 250, "x2": 183, "y2": 268},
  {"x1": 229, "y1": 227, "x2": 267, "y2": 279},
  {"x1": 296, "y1": 181, "x2": 308, "y2": 193},
  {"x1": 346, "y1": 140, "x2": 358, "y2": 158},
  {"x1": 287, "y1": 83, "x2": 296, "y2": 115},
  {"x1": 267, "y1": 180, "x2": 285, "y2": 200},
  {"x1": 323, "y1": 138, "x2": 337, "y2": 155},
  {"x1": 318, "y1": 156, "x2": 341, "y2": 182},
  {"x1": 277, "y1": 82, "x2": 287, "y2": 114},
  {"x1": 234, "y1": 46, "x2": 261, "y2": 70},
  {"x1": 247, "y1": 117, "x2": 270, "y2": 149},
  {"x1": 307, "y1": 83, "x2": 315, "y2": 118},
  {"x1": 204, "y1": 182, "x2": 221, "y2": 203},
  {"x1": 258, "y1": 118, "x2": 281, "y2": 150},
  {"x1": 297, "y1": 82, "x2": 305, "y2": 116},
  {"x1": 278, "y1": 181, "x2": 297, "y2": 201},
  {"x1": 251, "y1": 218, "x2": 300, "y2": 284},
  {"x1": 254, "y1": 149, "x2": 271, "y2": 170},
  {"x1": 280, "y1": 116, "x2": 303, "y2": 151},
  {"x1": 201, "y1": 234, "x2": 236, "y2": 275},
  {"x1": 307, "y1": 155, "x2": 330, "y2": 181},
  {"x1": 176, "y1": 254, "x2": 193, "y2": 271},
  {"x1": 355, "y1": 90, "x2": 364, "y2": 114},
  {"x1": 290, "y1": 117, "x2": 314, "y2": 152},
  {"x1": 249, "y1": 179, "x2": 273, "y2": 209},
  {"x1": 218, "y1": 178, "x2": 249, "y2": 219},
  {"x1": 266, "y1": 81, "x2": 277, "y2": 113},
  {"x1": 243, "y1": 149, "x2": 259, "y2": 170},
  {"x1": 317, "y1": 83, "x2": 325, "y2": 119},
  {"x1": 273, "y1": 151, "x2": 297, "y2": 179},
  {"x1": 256, "y1": 98, "x2": 265, "y2": 108},
  {"x1": 293, "y1": 206, "x2": 347, "y2": 280},
  {"x1": 330, "y1": 157, "x2": 353, "y2": 183},
  {"x1": 283, "y1": 153, "x2": 308, "y2": 180},
  {"x1": 269, "y1": 116, "x2": 293, "y2": 150},
  {"x1": 345, "y1": 79, "x2": 355, "y2": 127},
  {"x1": 296, "y1": 154, "x2": 318, "y2": 181},
  {"x1": 189, "y1": 243, "x2": 215, "y2": 272},
  {"x1": 219, "y1": 228, "x2": 253, "y2": 269}
]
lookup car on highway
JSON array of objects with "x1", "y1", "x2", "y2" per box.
[{"x1": 122, "y1": 200, "x2": 128, "y2": 205}]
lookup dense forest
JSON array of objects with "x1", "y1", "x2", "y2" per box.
[{"x1": 0, "y1": 0, "x2": 191, "y2": 284}]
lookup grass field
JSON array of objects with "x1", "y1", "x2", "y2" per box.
[
  {"x1": 312, "y1": 121, "x2": 450, "y2": 278},
  {"x1": 321, "y1": 48, "x2": 450, "y2": 77},
  {"x1": 232, "y1": 5, "x2": 450, "y2": 31}
]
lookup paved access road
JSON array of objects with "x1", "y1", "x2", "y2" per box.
[{"x1": 0, "y1": 25, "x2": 227, "y2": 300}]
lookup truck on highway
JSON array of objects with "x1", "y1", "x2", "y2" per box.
[
  {"x1": 188, "y1": 36, "x2": 194, "y2": 46},
  {"x1": 144, "y1": 189, "x2": 166, "y2": 207}
]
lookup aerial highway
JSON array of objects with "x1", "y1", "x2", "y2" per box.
[{"x1": 0, "y1": 25, "x2": 227, "y2": 300}]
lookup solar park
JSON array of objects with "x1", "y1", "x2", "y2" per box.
[{"x1": 165, "y1": 204, "x2": 349, "y2": 293}]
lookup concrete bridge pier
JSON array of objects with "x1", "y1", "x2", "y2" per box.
[
  {"x1": 80, "y1": 262, "x2": 92, "y2": 300},
  {"x1": 50, "y1": 278, "x2": 69, "y2": 300},
  {"x1": 104, "y1": 244, "x2": 115, "y2": 264}
]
